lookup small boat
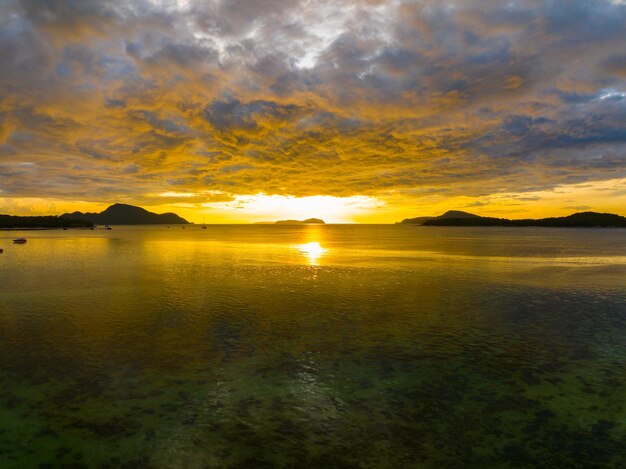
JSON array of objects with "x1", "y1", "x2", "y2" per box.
[
  {"x1": 105, "y1": 225, "x2": 112, "y2": 230},
  {"x1": 13, "y1": 238, "x2": 27, "y2": 244},
  {"x1": 0, "y1": 248, "x2": 3, "y2": 253},
  {"x1": 201, "y1": 225, "x2": 207, "y2": 229}
]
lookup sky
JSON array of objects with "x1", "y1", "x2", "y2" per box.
[{"x1": 1, "y1": 0, "x2": 626, "y2": 223}]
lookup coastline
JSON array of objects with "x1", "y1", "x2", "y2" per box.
[{"x1": 0, "y1": 227, "x2": 95, "y2": 231}]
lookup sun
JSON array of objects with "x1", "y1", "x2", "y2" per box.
[{"x1": 205, "y1": 194, "x2": 383, "y2": 223}]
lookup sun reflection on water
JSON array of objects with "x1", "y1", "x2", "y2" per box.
[{"x1": 295, "y1": 242, "x2": 327, "y2": 264}]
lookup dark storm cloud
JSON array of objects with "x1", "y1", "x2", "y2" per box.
[{"x1": 1, "y1": 0, "x2": 626, "y2": 203}]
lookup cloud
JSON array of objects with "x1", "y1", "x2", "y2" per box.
[
  {"x1": 0, "y1": 0, "x2": 625, "y2": 217},
  {"x1": 203, "y1": 98, "x2": 301, "y2": 131}
]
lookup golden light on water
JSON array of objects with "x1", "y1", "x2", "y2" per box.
[{"x1": 296, "y1": 242, "x2": 327, "y2": 265}]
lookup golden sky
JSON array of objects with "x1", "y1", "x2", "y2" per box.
[{"x1": 1, "y1": 0, "x2": 626, "y2": 223}]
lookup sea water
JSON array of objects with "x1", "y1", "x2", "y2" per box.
[{"x1": 0, "y1": 225, "x2": 625, "y2": 467}]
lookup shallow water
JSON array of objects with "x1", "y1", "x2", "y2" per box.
[{"x1": 1, "y1": 225, "x2": 625, "y2": 468}]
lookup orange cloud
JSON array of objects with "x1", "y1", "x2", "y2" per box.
[{"x1": 1, "y1": 0, "x2": 626, "y2": 221}]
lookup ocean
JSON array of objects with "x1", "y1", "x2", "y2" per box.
[{"x1": 1, "y1": 225, "x2": 625, "y2": 467}]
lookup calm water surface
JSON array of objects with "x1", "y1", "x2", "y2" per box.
[{"x1": 1, "y1": 225, "x2": 625, "y2": 467}]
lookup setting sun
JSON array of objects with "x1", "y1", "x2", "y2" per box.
[{"x1": 202, "y1": 194, "x2": 383, "y2": 223}]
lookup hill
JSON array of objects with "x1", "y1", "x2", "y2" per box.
[
  {"x1": 423, "y1": 212, "x2": 626, "y2": 227},
  {"x1": 62, "y1": 203, "x2": 190, "y2": 225},
  {"x1": 274, "y1": 218, "x2": 325, "y2": 225},
  {"x1": 399, "y1": 210, "x2": 479, "y2": 225}
]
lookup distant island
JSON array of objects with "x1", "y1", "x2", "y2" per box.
[
  {"x1": 399, "y1": 210, "x2": 479, "y2": 225},
  {"x1": 62, "y1": 203, "x2": 190, "y2": 225},
  {"x1": 0, "y1": 215, "x2": 93, "y2": 229},
  {"x1": 273, "y1": 218, "x2": 325, "y2": 225},
  {"x1": 255, "y1": 218, "x2": 326, "y2": 225},
  {"x1": 400, "y1": 210, "x2": 626, "y2": 227}
]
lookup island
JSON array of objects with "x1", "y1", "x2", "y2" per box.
[
  {"x1": 273, "y1": 218, "x2": 325, "y2": 225},
  {"x1": 62, "y1": 203, "x2": 190, "y2": 225},
  {"x1": 0, "y1": 215, "x2": 94, "y2": 229},
  {"x1": 398, "y1": 210, "x2": 479, "y2": 225},
  {"x1": 399, "y1": 210, "x2": 626, "y2": 227}
]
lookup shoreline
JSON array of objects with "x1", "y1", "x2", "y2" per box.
[{"x1": 0, "y1": 227, "x2": 95, "y2": 231}]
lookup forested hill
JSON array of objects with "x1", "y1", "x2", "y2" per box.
[
  {"x1": 62, "y1": 203, "x2": 190, "y2": 225},
  {"x1": 423, "y1": 212, "x2": 626, "y2": 227}
]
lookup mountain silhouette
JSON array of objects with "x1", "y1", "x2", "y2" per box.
[
  {"x1": 62, "y1": 203, "x2": 190, "y2": 225},
  {"x1": 423, "y1": 211, "x2": 626, "y2": 227},
  {"x1": 399, "y1": 210, "x2": 479, "y2": 225},
  {"x1": 274, "y1": 218, "x2": 325, "y2": 225}
]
